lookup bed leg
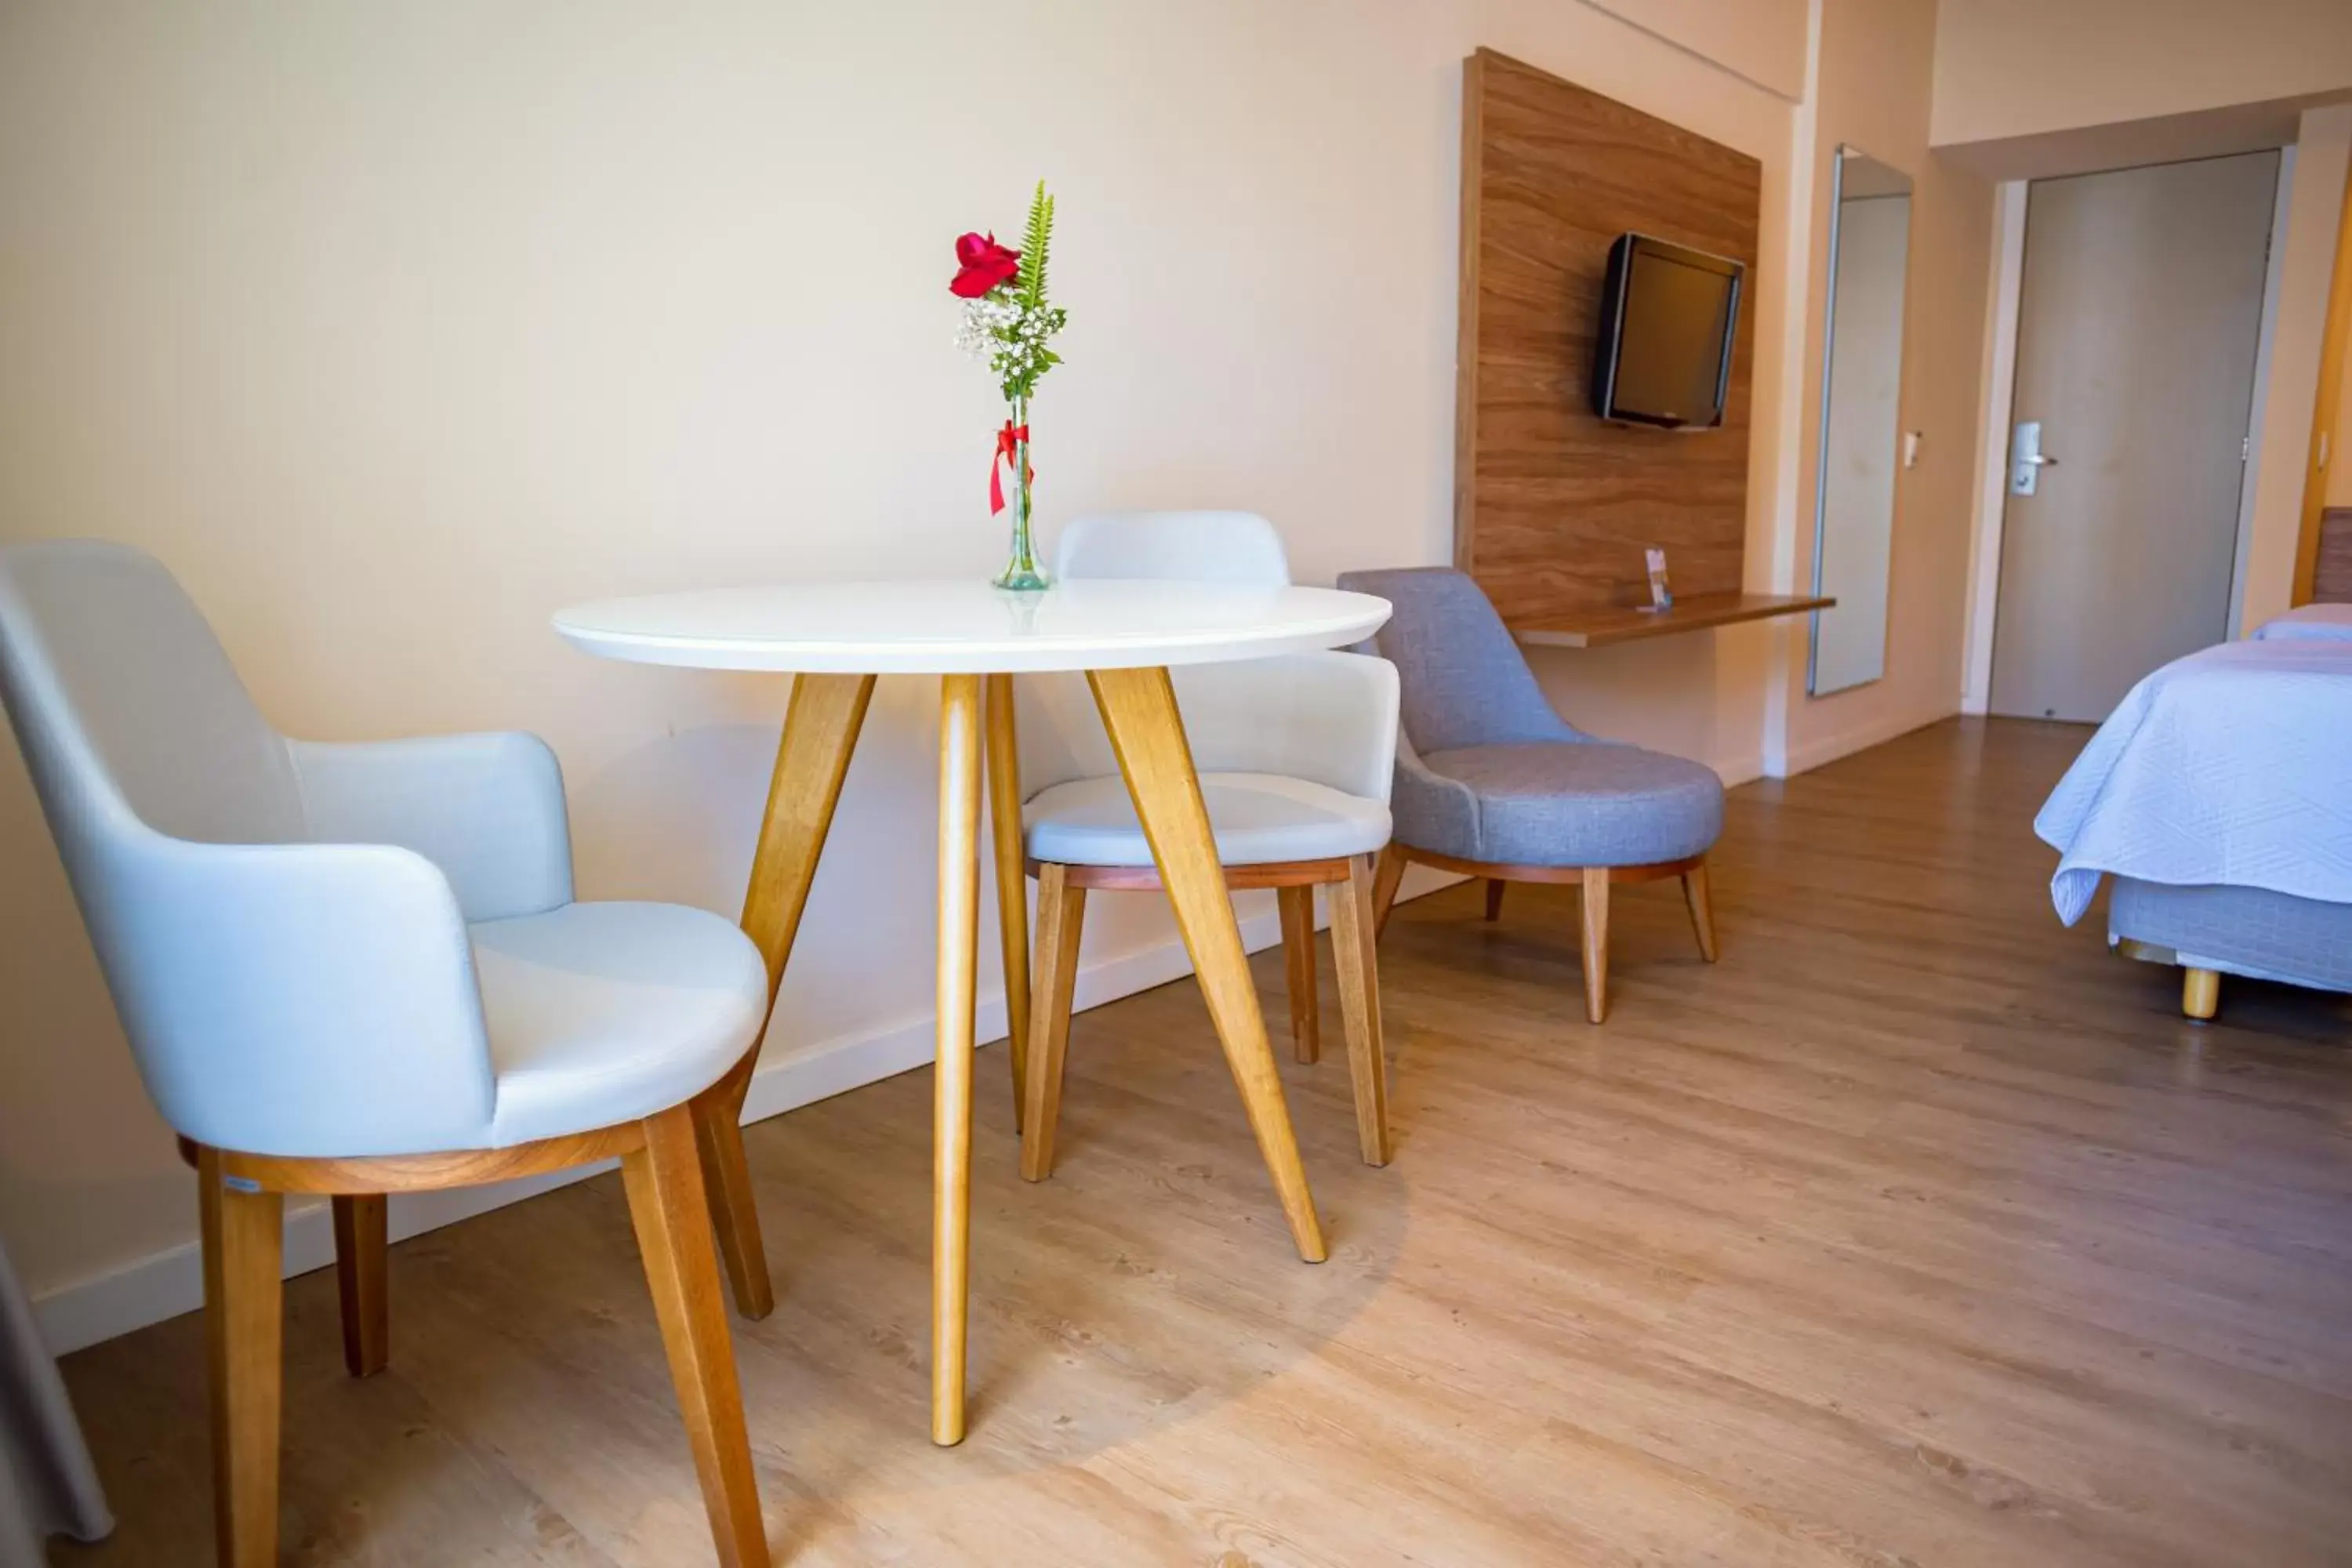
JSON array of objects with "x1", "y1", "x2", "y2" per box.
[{"x1": 2181, "y1": 967, "x2": 2220, "y2": 1022}]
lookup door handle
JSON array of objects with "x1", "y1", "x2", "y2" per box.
[{"x1": 2009, "y1": 420, "x2": 2056, "y2": 495}]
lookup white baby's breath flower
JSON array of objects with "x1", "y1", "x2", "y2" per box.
[
  {"x1": 956, "y1": 294, "x2": 1066, "y2": 393},
  {"x1": 956, "y1": 296, "x2": 1018, "y2": 360}
]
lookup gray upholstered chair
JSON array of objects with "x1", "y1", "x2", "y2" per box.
[{"x1": 1335, "y1": 567, "x2": 1722, "y2": 1022}]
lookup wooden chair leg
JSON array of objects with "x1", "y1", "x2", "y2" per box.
[
  {"x1": 622, "y1": 1105, "x2": 769, "y2": 1568},
  {"x1": 1089, "y1": 666, "x2": 1327, "y2": 1263},
  {"x1": 1370, "y1": 842, "x2": 1407, "y2": 939},
  {"x1": 1330, "y1": 855, "x2": 1394, "y2": 1167},
  {"x1": 690, "y1": 1087, "x2": 775, "y2": 1320},
  {"x1": 2183, "y1": 966, "x2": 2221, "y2": 1021},
  {"x1": 932, "y1": 673, "x2": 984, "y2": 1446},
  {"x1": 1484, "y1": 878, "x2": 1506, "y2": 922},
  {"x1": 1580, "y1": 866, "x2": 1610, "y2": 1024},
  {"x1": 1682, "y1": 860, "x2": 1719, "y2": 963},
  {"x1": 331, "y1": 1193, "x2": 388, "y2": 1377},
  {"x1": 1021, "y1": 862, "x2": 1087, "y2": 1182},
  {"x1": 1278, "y1": 884, "x2": 1320, "y2": 1064},
  {"x1": 984, "y1": 673, "x2": 1030, "y2": 1131},
  {"x1": 200, "y1": 1148, "x2": 284, "y2": 1568}
]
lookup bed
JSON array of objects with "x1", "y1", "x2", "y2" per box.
[
  {"x1": 2251, "y1": 601, "x2": 2352, "y2": 641},
  {"x1": 2034, "y1": 626, "x2": 2352, "y2": 1019}
]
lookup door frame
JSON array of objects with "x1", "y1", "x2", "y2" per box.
[{"x1": 1959, "y1": 151, "x2": 2294, "y2": 714}]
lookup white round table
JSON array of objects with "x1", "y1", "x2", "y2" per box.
[
  {"x1": 554, "y1": 578, "x2": 1391, "y2": 1446},
  {"x1": 554, "y1": 578, "x2": 1389, "y2": 673}
]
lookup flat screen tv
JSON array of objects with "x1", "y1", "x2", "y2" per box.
[{"x1": 1589, "y1": 233, "x2": 1744, "y2": 429}]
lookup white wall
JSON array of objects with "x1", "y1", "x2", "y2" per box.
[
  {"x1": 1958, "y1": 180, "x2": 2029, "y2": 714},
  {"x1": 0, "y1": 0, "x2": 1846, "y2": 1347},
  {"x1": 1774, "y1": 0, "x2": 1998, "y2": 775},
  {"x1": 1932, "y1": 0, "x2": 2352, "y2": 151}
]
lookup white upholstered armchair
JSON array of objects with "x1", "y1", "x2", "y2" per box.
[
  {"x1": 0, "y1": 541, "x2": 773, "y2": 1567},
  {"x1": 1011, "y1": 512, "x2": 1399, "y2": 1181}
]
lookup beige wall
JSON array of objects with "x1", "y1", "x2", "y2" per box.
[
  {"x1": 1932, "y1": 0, "x2": 2352, "y2": 151},
  {"x1": 1777, "y1": 0, "x2": 1997, "y2": 772},
  {"x1": 1584, "y1": 0, "x2": 1809, "y2": 101},
  {"x1": 0, "y1": 0, "x2": 1871, "y2": 1345},
  {"x1": 2245, "y1": 106, "x2": 2352, "y2": 628}
]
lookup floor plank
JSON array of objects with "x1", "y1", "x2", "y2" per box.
[{"x1": 51, "y1": 718, "x2": 2352, "y2": 1566}]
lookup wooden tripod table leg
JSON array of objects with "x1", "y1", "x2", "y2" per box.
[
  {"x1": 933, "y1": 673, "x2": 984, "y2": 1445},
  {"x1": 713, "y1": 671, "x2": 875, "y2": 1320},
  {"x1": 1087, "y1": 666, "x2": 1328, "y2": 1264},
  {"x1": 742, "y1": 673, "x2": 877, "y2": 996},
  {"x1": 1370, "y1": 842, "x2": 1406, "y2": 938},
  {"x1": 984, "y1": 673, "x2": 1030, "y2": 1131},
  {"x1": 691, "y1": 1080, "x2": 773, "y2": 1320}
]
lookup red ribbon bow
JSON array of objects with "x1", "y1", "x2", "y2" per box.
[{"x1": 989, "y1": 420, "x2": 1033, "y2": 515}]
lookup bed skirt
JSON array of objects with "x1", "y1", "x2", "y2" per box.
[{"x1": 2108, "y1": 877, "x2": 2352, "y2": 996}]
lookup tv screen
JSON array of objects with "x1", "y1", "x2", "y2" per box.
[{"x1": 1591, "y1": 234, "x2": 1743, "y2": 429}]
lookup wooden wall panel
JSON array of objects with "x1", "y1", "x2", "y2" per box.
[
  {"x1": 1457, "y1": 49, "x2": 1762, "y2": 627},
  {"x1": 2316, "y1": 508, "x2": 2352, "y2": 602}
]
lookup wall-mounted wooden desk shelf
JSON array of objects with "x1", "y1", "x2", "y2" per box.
[{"x1": 1514, "y1": 592, "x2": 1834, "y2": 649}]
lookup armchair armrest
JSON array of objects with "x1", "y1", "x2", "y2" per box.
[
  {"x1": 1388, "y1": 731, "x2": 1481, "y2": 861},
  {"x1": 96, "y1": 829, "x2": 498, "y2": 1156},
  {"x1": 289, "y1": 732, "x2": 573, "y2": 921}
]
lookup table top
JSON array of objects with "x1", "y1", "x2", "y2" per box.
[
  {"x1": 1512, "y1": 592, "x2": 1835, "y2": 649},
  {"x1": 553, "y1": 578, "x2": 1392, "y2": 674}
]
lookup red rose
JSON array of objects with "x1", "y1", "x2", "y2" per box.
[{"x1": 949, "y1": 231, "x2": 1020, "y2": 298}]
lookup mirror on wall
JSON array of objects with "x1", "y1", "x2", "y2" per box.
[{"x1": 1808, "y1": 147, "x2": 1912, "y2": 696}]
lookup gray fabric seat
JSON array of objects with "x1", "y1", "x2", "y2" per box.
[
  {"x1": 1415, "y1": 742, "x2": 1722, "y2": 867},
  {"x1": 1332, "y1": 567, "x2": 1726, "y2": 869}
]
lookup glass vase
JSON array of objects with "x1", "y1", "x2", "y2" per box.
[{"x1": 993, "y1": 394, "x2": 1050, "y2": 592}]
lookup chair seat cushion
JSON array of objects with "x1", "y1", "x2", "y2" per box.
[
  {"x1": 1413, "y1": 742, "x2": 1722, "y2": 868},
  {"x1": 1025, "y1": 771, "x2": 1391, "y2": 868},
  {"x1": 471, "y1": 902, "x2": 768, "y2": 1145}
]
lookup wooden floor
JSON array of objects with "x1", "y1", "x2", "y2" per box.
[{"x1": 53, "y1": 718, "x2": 2352, "y2": 1566}]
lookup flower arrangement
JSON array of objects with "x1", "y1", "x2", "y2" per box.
[{"x1": 951, "y1": 181, "x2": 1067, "y2": 590}]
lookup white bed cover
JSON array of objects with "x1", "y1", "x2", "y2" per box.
[{"x1": 2034, "y1": 637, "x2": 2352, "y2": 925}]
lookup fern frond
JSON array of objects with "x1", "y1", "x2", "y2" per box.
[{"x1": 1019, "y1": 180, "x2": 1054, "y2": 310}]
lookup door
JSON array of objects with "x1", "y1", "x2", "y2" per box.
[{"x1": 1989, "y1": 152, "x2": 2278, "y2": 722}]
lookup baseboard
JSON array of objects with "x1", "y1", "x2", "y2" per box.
[
  {"x1": 34, "y1": 1164, "x2": 601, "y2": 1357},
  {"x1": 1711, "y1": 751, "x2": 1765, "y2": 790},
  {"x1": 34, "y1": 873, "x2": 1461, "y2": 1356},
  {"x1": 1775, "y1": 707, "x2": 1951, "y2": 780}
]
